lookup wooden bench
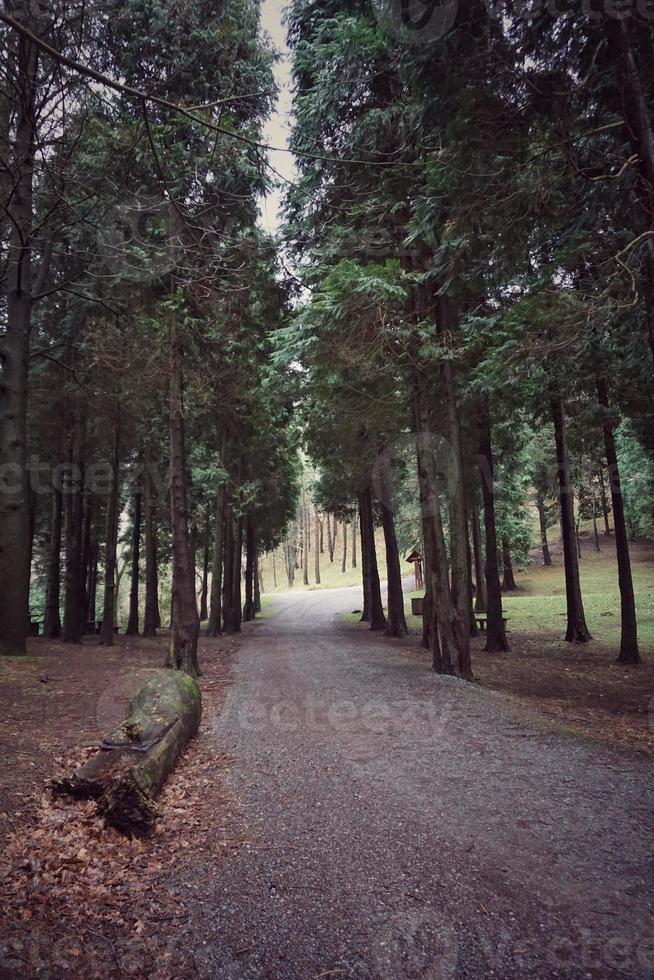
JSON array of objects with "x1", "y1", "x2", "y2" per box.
[{"x1": 475, "y1": 615, "x2": 508, "y2": 632}]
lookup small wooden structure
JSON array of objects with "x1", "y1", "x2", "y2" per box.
[
  {"x1": 411, "y1": 596, "x2": 424, "y2": 616},
  {"x1": 406, "y1": 549, "x2": 424, "y2": 590}
]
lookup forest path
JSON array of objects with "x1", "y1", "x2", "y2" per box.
[{"x1": 198, "y1": 587, "x2": 654, "y2": 979}]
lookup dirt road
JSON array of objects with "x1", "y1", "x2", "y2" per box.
[{"x1": 195, "y1": 587, "x2": 654, "y2": 979}]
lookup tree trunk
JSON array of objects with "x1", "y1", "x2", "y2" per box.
[
  {"x1": 166, "y1": 313, "x2": 200, "y2": 675},
  {"x1": 464, "y1": 516, "x2": 479, "y2": 638},
  {"x1": 327, "y1": 513, "x2": 335, "y2": 562},
  {"x1": 232, "y1": 515, "x2": 243, "y2": 633},
  {"x1": 420, "y1": 513, "x2": 438, "y2": 655},
  {"x1": 254, "y1": 555, "x2": 262, "y2": 613},
  {"x1": 314, "y1": 507, "x2": 321, "y2": 585},
  {"x1": 222, "y1": 503, "x2": 235, "y2": 633},
  {"x1": 477, "y1": 400, "x2": 510, "y2": 653},
  {"x1": 125, "y1": 488, "x2": 142, "y2": 636},
  {"x1": 87, "y1": 536, "x2": 98, "y2": 624},
  {"x1": 243, "y1": 515, "x2": 256, "y2": 622},
  {"x1": 52, "y1": 669, "x2": 201, "y2": 836},
  {"x1": 0, "y1": 30, "x2": 38, "y2": 656},
  {"x1": 442, "y1": 352, "x2": 474, "y2": 668},
  {"x1": 80, "y1": 492, "x2": 92, "y2": 622},
  {"x1": 199, "y1": 511, "x2": 210, "y2": 621},
  {"x1": 207, "y1": 452, "x2": 226, "y2": 635},
  {"x1": 62, "y1": 419, "x2": 85, "y2": 644},
  {"x1": 377, "y1": 459, "x2": 407, "y2": 638},
  {"x1": 359, "y1": 488, "x2": 386, "y2": 631},
  {"x1": 302, "y1": 497, "x2": 309, "y2": 585},
  {"x1": 143, "y1": 464, "x2": 159, "y2": 637},
  {"x1": 341, "y1": 521, "x2": 347, "y2": 574},
  {"x1": 43, "y1": 485, "x2": 63, "y2": 638},
  {"x1": 598, "y1": 465, "x2": 611, "y2": 535},
  {"x1": 536, "y1": 494, "x2": 552, "y2": 566},
  {"x1": 501, "y1": 538, "x2": 518, "y2": 591},
  {"x1": 99, "y1": 414, "x2": 121, "y2": 647},
  {"x1": 597, "y1": 378, "x2": 639, "y2": 664},
  {"x1": 351, "y1": 512, "x2": 357, "y2": 568},
  {"x1": 551, "y1": 395, "x2": 592, "y2": 644},
  {"x1": 471, "y1": 500, "x2": 487, "y2": 612},
  {"x1": 591, "y1": 484, "x2": 601, "y2": 552},
  {"x1": 414, "y1": 376, "x2": 469, "y2": 675}
]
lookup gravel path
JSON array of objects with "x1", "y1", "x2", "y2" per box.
[{"x1": 198, "y1": 587, "x2": 654, "y2": 979}]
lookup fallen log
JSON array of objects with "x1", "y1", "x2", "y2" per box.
[{"x1": 52, "y1": 669, "x2": 201, "y2": 835}]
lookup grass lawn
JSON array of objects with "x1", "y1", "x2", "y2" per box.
[
  {"x1": 343, "y1": 526, "x2": 654, "y2": 753},
  {"x1": 399, "y1": 533, "x2": 654, "y2": 656}
]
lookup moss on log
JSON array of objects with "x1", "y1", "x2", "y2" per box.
[{"x1": 52, "y1": 669, "x2": 201, "y2": 835}]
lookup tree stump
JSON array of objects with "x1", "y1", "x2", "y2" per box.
[{"x1": 52, "y1": 669, "x2": 201, "y2": 835}]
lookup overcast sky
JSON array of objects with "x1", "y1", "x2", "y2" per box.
[{"x1": 259, "y1": 0, "x2": 296, "y2": 234}]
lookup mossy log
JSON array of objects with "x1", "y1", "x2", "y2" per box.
[{"x1": 52, "y1": 669, "x2": 201, "y2": 835}]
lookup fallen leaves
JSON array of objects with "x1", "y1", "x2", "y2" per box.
[{"x1": 0, "y1": 638, "x2": 242, "y2": 978}]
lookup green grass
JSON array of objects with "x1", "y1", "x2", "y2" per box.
[
  {"x1": 255, "y1": 595, "x2": 279, "y2": 620},
  {"x1": 401, "y1": 532, "x2": 654, "y2": 657}
]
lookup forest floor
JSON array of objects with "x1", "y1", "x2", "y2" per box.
[
  {"x1": 0, "y1": 633, "x2": 241, "y2": 977},
  {"x1": 395, "y1": 534, "x2": 654, "y2": 754},
  {"x1": 1, "y1": 550, "x2": 653, "y2": 977}
]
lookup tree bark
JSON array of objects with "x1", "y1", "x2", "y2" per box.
[
  {"x1": 536, "y1": 493, "x2": 552, "y2": 565},
  {"x1": 254, "y1": 554, "x2": 262, "y2": 613},
  {"x1": 166, "y1": 313, "x2": 200, "y2": 675},
  {"x1": 62, "y1": 418, "x2": 86, "y2": 644},
  {"x1": 341, "y1": 521, "x2": 347, "y2": 574},
  {"x1": 377, "y1": 461, "x2": 407, "y2": 638},
  {"x1": 501, "y1": 538, "x2": 518, "y2": 591},
  {"x1": 302, "y1": 496, "x2": 309, "y2": 585},
  {"x1": 351, "y1": 512, "x2": 357, "y2": 568},
  {"x1": 87, "y1": 536, "x2": 98, "y2": 624},
  {"x1": 314, "y1": 507, "x2": 321, "y2": 585},
  {"x1": 551, "y1": 395, "x2": 592, "y2": 643},
  {"x1": 414, "y1": 377, "x2": 469, "y2": 676},
  {"x1": 597, "y1": 378, "x2": 639, "y2": 663},
  {"x1": 598, "y1": 465, "x2": 612, "y2": 535},
  {"x1": 207, "y1": 448, "x2": 226, "y2": 635},
  {"x1": 358, "y1": 488, "x2": 386, "y2": 631},
  {"x1": 52, "y1": 669, "x2": 201, "y2": 836},
  {"x1": 327, "y1": 514, "x2": 335, "y2": 562},
  {"x1": 441, "y1": 351, "x2": 474, "y2": 668},
  {"x1": 243, "y1": 515, "x2": 256, "y2": 622},
  {"x1": 222, "y1": 502, "x2": 235, "y2": 633},
  {"x1": 43, "y1": 485, "x2": 63, "y2": 638},
  {"x1": 470, "y1": 500, "x2": 487, "y2": 612},
  {"x1": 99, "y1": 414, "x2": 121, "y2": 647},
  {"x1": 477, "y1": 401, "x2": 510, "y2": 653},
  {"x1": 125, "y1": 488, "x2": 142, "y2": 635},
  {"x1": 0, "y1": 29, "x2": 38, "y2": 656},
  {"x1": 232, "y1": 514, "x2": 243, "y2": 633}
]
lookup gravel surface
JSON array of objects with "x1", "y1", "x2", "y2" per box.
[{"x1": 195, "y1": 587, "x2": 654, "y2": 979}]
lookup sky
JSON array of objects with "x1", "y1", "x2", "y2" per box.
[{"x1": 259, "y1": 0, "x2": 296, "y2": 234}]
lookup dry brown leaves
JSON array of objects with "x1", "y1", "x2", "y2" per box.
[{"x1": 0, "y1": 644, "x2": 244, "y2": 979}]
